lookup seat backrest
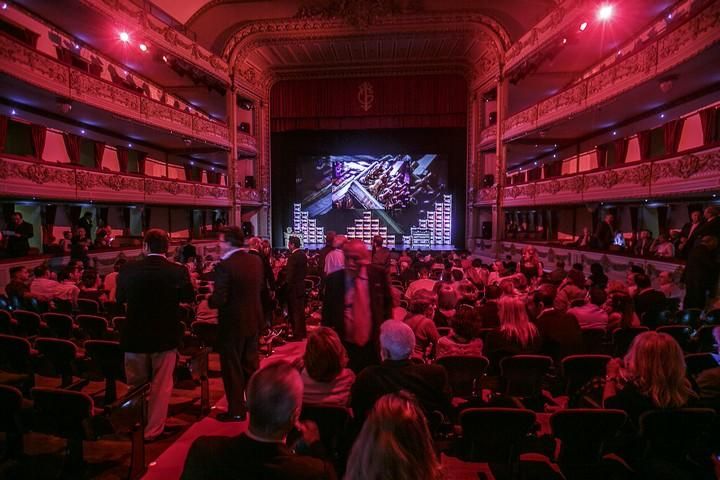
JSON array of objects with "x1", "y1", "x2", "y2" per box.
[
  {"x1": 77, "y1": 298, "x2": 100, "y2": 314},
  {"x1": 656, "y1": 325, "x2": 692, "y2": 350},
  {"x1": 12, "y1": 310, "x2": 41, "y2": 336},
  {"x1": 639, "y1": 408, "x2": 716, "y2": 460},
  {"x1": 684, "y1": 353, "x2": 719, "y2": 378},
  {"x1": 52, "y1": 299, "x2": 74, "y2": 314},
  {"x1": 0, "y1": 310, "x2": 13, "y2": 334},
  {"x1": 191, "y1": 321, "x2": 219, "y2": 349},
  {"x1": 76, "y1": 314, "x2": 108, "y2": 339},
  {"x1": 0, "y1": 334, "x2": 32, "y2": 372},
  {"x1": 102, "y1": 301, "x2": 124, "y2": 318},
  {"x1": 561, "y1": 354, "x2": 611, "y2": 398},
  {"x1": 694, "y1": 325, "x2": 718, "y2": 353},
  {"x1": 580, "y1": 328, "x2": 607, "y2": 354},
  {"x1": 31, "y1": 387, "x2": 94, "y2": 438},
  {"x1": 551, "y1": 409, "x2": 627, "y2": 464},
  {"x1": 84, "y1": 340, "x2": 124, "y2": 380},
  {"x1": 500, "y1": 355, "x2": 553, "y2": 398},
  {"x1": 34, "y1": 337, "x2": 78, "y2": 385},
  {"x1": 112, "y1": 316, "x2": 127, "y2": 333},
  {"x1": 42, "y1": 313, "x2": 74, "y2": 339},
  {"x1": 704, "y1": 309, "x2": 720, "y2": 325},
  {"x1": 459, "y1": 408, "x2": 536, "y2": 463},
  {"x1": 435, "y1": 355, "x2": 490, "y2": 398},
  {"x1": 0, "y1": 384, "x2": 23, "y2": 431},
  {"x1": 677, "y1": 309, "x2": 704, "y2": 329},
  {"x1": 612, "y1": 327, "x2": 649, "y2": 357}
]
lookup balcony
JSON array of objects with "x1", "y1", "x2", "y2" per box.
[
  {"x1": 0, "y1": 155, "x2": 238, "y2": 207},
  {"x1": 237, "y1": 131, "x2": 258, "y2": 157},
  {"x1": 474, "y1": 144, "x2": 720, "y2": 207},
  {"x1": 0, "y1": 33, "x2": 230, "y2": 148}
]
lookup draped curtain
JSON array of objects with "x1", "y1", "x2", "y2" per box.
[
  {"x1": 613, "y1": 138, "x2": 628, "y2": 164},
  {"x1": 137, "y1": 152, "x2": 147, "y2": 175},
  {"x1": 663, "y1": 118, "x2": 685, "y2": 155},
  {"x1": 42, "y1": 204, "x2": 57, "y2": 246},
  {"x1": 62, "y1": 133, "x2": 81, "y2": 165},
  {"x1": 699, "y1": 107, "x2": 717, "y2": 144},
  {"x1": 116, "y1": 146, "x2": 128, "y2": 173},
  {"x1": 596, "y1": 144, "x2": 608, "y2": 168},
  {"x1": 0, "y1": 115, "x2": 7, "y2": 153},
  {"x1": 30, "y1": 124, "x2": 46, "y2": 161},
  {"x1": 94, "y1": 141, "x2": 105, "y2": 169},
  {"x1": 637, "y1": 131, "x2": 652, "y2": 161}
]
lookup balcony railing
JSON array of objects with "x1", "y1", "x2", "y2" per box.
[
  {"x1": 474, "y1": 144, "x2": 720, "y2": 206},
  {"x1": 0, "y1": 33, "x2": 230, "y2": 148},
  {"x1": 237, "y1": 131, "x2": 258, "y2": 157}
]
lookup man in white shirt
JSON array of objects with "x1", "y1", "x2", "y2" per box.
[
  {"x1": 30, "y1": 264, "x2": 79, "y2": 303},
  {"x1": 324, "y1": 235, "x2": 347, "y2": 276},
  {"x1": 405, "y1": 266, "x2": 436, "y2": 299},
  {"x1": 567, "y1": 288, "x2": 609, "y2": 330}
]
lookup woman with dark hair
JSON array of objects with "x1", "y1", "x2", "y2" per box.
[
  {"x1": 516, "y1": 246, "x2": 543, "y2": 283},
  {"x1": 588, "y1": 262, "x2": 608, "y2": 290},
  {"x1": 300, "y1": 327, "x2": 355, "y2": 407},
  {"x1": 436, "y1": 307, "x2": 483, "y2": 359},
  {"x1": 345, "y1": 393, "x2": 442, "y2": 480},
  {"x1": 606, "y1": 290, "x2": 640, "y2": 331},
  {"x1": 433, "y1": 284, "x2": 457, "y2": 328}
]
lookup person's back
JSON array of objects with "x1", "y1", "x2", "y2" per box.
[{"x1": 534, "y1": 309, "x2": 582, "y2": 360}]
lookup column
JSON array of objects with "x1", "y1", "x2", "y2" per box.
[
  {"x1": 492, "y1": 72, "x2": 508, "y2": 251},
  {"x1": 226, "y1": 88, "x2": 241, "y2": 226},
  {"x1": 466, "y1": 91, "x2": 478, "y2": 249}
]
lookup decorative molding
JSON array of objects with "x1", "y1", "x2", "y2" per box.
[
  {"x1": 237, "y1": 131, "x2": 258, "y2": 156},
  {"x1": 295, "y1": 0, "x2": 425, "y2": 29}
]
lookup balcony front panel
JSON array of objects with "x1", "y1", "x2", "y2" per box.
[
  {"x1": 650, "y1": 146, "x2": 720, "y2": 197},
  {"x1": 237, "y1": 131, "x2": 258, "y2": 157},
  {"x1": 0, "y1": 156, "x2": 77, "y2": 199},
  {"x1": 529, "y1": 176, "x2": 585, "y2": 206},
  {"x1": 75, "y1": 169, "x2": 146, "y2": 203},
  {"x1": 582, "y1": 162, "x2": 652, "y2": 202},
  {"x1": 474, "y1": 186, "x2": 497, "y2": 206},
  {"x1": 477, "y1": 125, "x2": 496, "y2": 149}
]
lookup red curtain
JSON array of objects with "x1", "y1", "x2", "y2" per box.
[
  {"x1": 137, "y1": 152, "x2": 147, "y2": 175},
  {"x1": 0, "y1": 115, "x2": 7, "y2": 153},
  {"x1": 637, "y1": 131, "x2": 652, "y2": 161},
  {"x1": 30, "y1": 124, "x2": 46, "y2": 161},
  {"x1": 596, "y1": 144, "x2": 608, "y2": 168},
  {"x1": 62, "y1": 133, "x2": 81, "y2": 165},
  {"x1": 94, "y1": 141, "x2": 105, "y2": 169},
  {"x1": 699, "y1": 107, "x2": 717, "y2": 144},
  {"x1": 270, "y1": 75, "x2": 467, "y2": 131},
  {"x1": 614, "y1": 138, "x2": 628, "y2": 164},
  {"x1": 663, "y1": 118, "x2": 685, "y2": 155},
  {"x1": 116, "y1": 146, "x2": 128, "y2": 173}
]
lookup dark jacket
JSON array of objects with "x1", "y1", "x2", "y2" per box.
[
  {"x1": 6, "y1": 221, "x2": 33, "y2": 257},
  {"x1": 534, "y1": 309, "x2": 583, "y2": 362},
  {"x1": 180, "y1": 433, "x2": 336, "y2": 480},
  {"x1": 321, "y1": 265, "x2": 392, "y2": 346},
  {"x1": 594, "y1": 221, "x2": 613, "y2": 250},
  {"x1": 210, "y1": 250, "x2": 265, "y2": 340},
  {"x1": 372, "y1": 247, "x2": 391, "y2": 269},
  {"x1": 117, "y1": 255, "x2": 194, "y2": 353},
  {"x1": 691, "y1": 216, "x2": 720, "y2": 249},
  {"x1": 286, "y1": 249, "x2": 307, "y2": 297},
  {"x1": 634, "y1": 289, "x2": 668, "y2": 328}
]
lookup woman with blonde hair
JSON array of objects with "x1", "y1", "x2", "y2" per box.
[
  {"x1": 484, "y1": 295, "x2": 541, "y2": 370},
  {"x1": 603, "y1": 331, "x2": 696, "y2": 423},
  {"x1": 517, "y1": 245, "x2": 543, "y2": 283},
  {"x1": 345, "y1": 393, "x2": 442, "y2": 480},
  {"x1": 300, "y1": 327, "x2": 355, "y2": 407}
]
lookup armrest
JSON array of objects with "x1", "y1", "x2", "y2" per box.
[{"x1": 67, "y1": 378, "x2": 91, "y2": 391}]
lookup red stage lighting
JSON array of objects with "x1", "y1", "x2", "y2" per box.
[
  {"x1": 597, "y1": 4, "x2": 613, "y2": 21},
  {"x1": 139, "y1": 43, "x2": 148, "y2": 52},
  {"x1": 119, "y1": 31, "x2": 130, "y2": 43}
]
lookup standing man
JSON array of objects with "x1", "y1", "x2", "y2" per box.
[
  {"x1": 684, "y1": 235, "x2": 720, "y2": 310},
  {"x1": 322, "y1": 239, "x2": 392, "y2": 372},
  {"x1": 286, "y1": 236, "x2": 307, "y2": 341},
  {"x1": 210, "y1": 227, "x2": 265, "y2": 421},
  {"x1": 371, "y1": 235, "x2": 390, "y2": 270},
  {"x1": 317, "y1": 231, "x2": 336, "y2": 280},
  {"x1": 593, "y1": 213, "x2": 614, "y2": 250},
  {"x1": 5, "y1": 212, "x2": 33, "y2": 257},
  {"x1": 678, "y1": 209, "x2": 704, "y2": 258},
  {"x1": 117, "y1": 229, "x2": 194, "y2": 441},
  {"x1": 78, "y1": 212, "x2": 94, "y2": 241}
]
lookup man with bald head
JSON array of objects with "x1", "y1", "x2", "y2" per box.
[{"x1": 322, "y1": 239, "x2": 392, "y2": 372}]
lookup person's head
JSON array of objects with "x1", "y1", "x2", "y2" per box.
[
  {"x1": 12, "y1": 211, "x2": 22, "y2": 225},
  {"x1": 657, "y1": 233, "x2": 668, "y2": 243},
  {"x1": 590, "y1": 263, "x2": 604, "y2": 277},
  {"x1": 303, "y1": 327, "x2": 348, "y2": 383},
  {"x1": 75, "y1": 227, "x2": 86, "y2": 239},
  {"x1": 567, "y1": 269, "x2": 585, "y2": 288},
  {"x1": 704, "y1": 206, "x2": 719, "y2": 221},
  {"x1": 437, "y1": 284, "x2": 457, "y2": 311},
  {"x1": 63, "y1": 231, "x2": 72, "y2": 240},
  {"x1": 690, "y1": 210, "x2": 702, "y2": 223},
  {"x1": 582, "y1": 226, "x2": 590, "y2": 235},
  {"x1": 471, "y1": 258, "x2": 483, "y2": 268},
  {"x1": 511, "y1": 273, "x2": 528, "y2": 292},
  {"x1": 456, "y1": 280, "x2": 479, "y2": 304},
  {"x1": 373, "y1": 235, "x2": 384, "y2": 248},
  {"x1": 83, "y1": 212, "x2": 92, "y2": 219},
  {"x1": 344, "y1": 239, "x2": 370, "y2": 275},
  {"x1": 380, "y1": 320, "x2": 415, "y2": 361},
  {"x1": 450, "y1": 269, "x2": 463, "y2": 283},
  {"x1": 332, "y1": 234, "x2": 347, "y2": 249},
  {"x1": 33, "y1": 265, "x2": 50, "y2": 279},
  {"x1": 658, "y1": 271, "x2": 673, "y2": 285},
  {"x1": 58, "y1": 264, "x2": 81, "y2": 283},
  {"x1": 247, "y1": 236, "x2": 262, "y2": 251},
  {"x1": 634, "y1": 273, "x2": 651, "y2": 290},
  {"x1": 572, "y1": 263, "x2": 584, "y2": 272},
  {"x1": 408, "y1": 289, "x2": 436, "y2": 317},
  {"x1": 533, "y1": 284, "x2": 557, "y2": 309},
  {"x1": 498, "y1": 295, "x2": 537, "y2": 347},
  {"x1": 492, "y1": 260, "x2": 504, "y2": 272},
  {"x1": 246, "y1": 361, "x2": 303, "y2": 440},
  {"x1": 451, "y1": 307, "x2": 479, "y2": 340},
  {"x1": 143, "y1": 228, "x2": 169, "y2": 254},
  {"x1": 288, "y1": 235, "x2": 301, "y2": 251},
  {"x1": 345, "y1": 393, "x2": 441, "y2": 480},
  {"x1": 626, "y1": 271, "x2": 637, "y2": 286},
  {"x1": 522, "y1": 246, "x2": 537, "y2": 261},
  {"x1": 417, "y1": 266, "x2": 429, "y2": 278},
  {"x1": 485, "y1": 284, "x2": 501, "y2": 301},
  {"x1": 604, "y1": 213, "x2": 614, "y2": 224},
  {"x1": 325, "y1": 230, "x2": 336, "y2": 247},
  {"x1": 10, "y1": 266, "x2": 29, "y2": 282},
  {"x1": 81, "y1": 269, "x2": 99, "y2": 289},
  {"x1": 218, "y1": 226, "x2": 244, "y2": 254},
  {"x1": 639, "y1": 229, "x2": 650, "y2": 240},
  {"x1": 624, "y1": 331, "x2": 693, "y2": 408},
  {"x1": 390, "y1": 287, "x2": 403, "y2": 308},
  {"x1": 555, "y1": 260, "x2": 565, "y2": 270},
  {"x1": 588, "y1": 287, "x2": 607, "y2": 307}
]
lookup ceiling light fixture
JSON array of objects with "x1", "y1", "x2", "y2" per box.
[
  {"x1": 10, "y1": 109, "x2": 16, "y2": 115},
  {"x1": 579, "y1": 21, "x2": 588, "y2": 31},
  {"x1": 80, "y1": 129, "x2": 85, "y2": 134},
  {"x1": 128, "y1": 143, "x2": 133, "y2": 148},
  {"x1": 119, "y1": 31, "x2": 130, "y2": 43},
  {"x1": 1, "y1": 3, "x2": 7, "y2": 10},
  {"x1": 597, "y1": 4, "x2": 613, "y2": 21},
  {"x1": 139, "y1": 43, "x2": 148, "y2": 52}
]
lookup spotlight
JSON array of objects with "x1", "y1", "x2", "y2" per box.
[
  {"x1": 128, "y1": 143, "x2": 133, "y2": 148},
  {"x1": 553, "y1": 154, "x2": 557, "y2": 158},
  {"x1": 139, "y1": 43, "x2": 148, "y2": 52},
  {"x1": 561, "y1": 37, "x2": 567, "y2": 45},
  {"x1": 119, "y1": 31, "x2": 130, "y2": 43},
  {"x1": 612, "y1": 131, "x2": 617, "y2": 136},
  {"x1": 1, "y1": 3, "x2": 7, "y2": 10},
  {"x1": 189, "y1": 161, "x2": 195, "y2": 166},
  {"x1": 211, "y1": 167, "x2": 215, "y2": 171},
  {"x1": 660, "y1": 113, "x2": 665, "y2": 119},
  {"x1": 579, "y1": 21, "x2": 588, "y2": 31},
  {"x1": 666, "y1": 13, "x2": 672, "y2": 20},
  {"x1": 597, "y1": 4, "x2": 613, "y2": 21},
  {"x1": 10, "y1": 109, "x2": 15, "y2": 115},
  {"x1": 533, "y1": 161, "x2": 538, "y2": 166},
  {"x1": 80, "y1": 129, "x2": 85, "y2": 134},
  {"x1": 74, "y1": 43, "x2": 80, "y2": 50},
  {"x1": 162, "y1": 55, "x2": 169, "y2": 63}
]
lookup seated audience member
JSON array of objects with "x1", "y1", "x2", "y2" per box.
[
  {"x1": 59, "y1": 231, "x2": 72, "y2": 254},
  {"x1": 634, "y1": 229, "x2": 653, "y2": 256},
  {"x1": 465, "y1": 258, "x2": 488, "y2": 289},
  {"x1": 195, "y1": 294, "x2": 218, "y2": 323},
  {"x1": 633, "y1": 273, "x2": 667, "y2": 327},
  {"x1": 486, "y1": 260, "x2": 507, "y2": 286},
  {"x1": 652, "y1": 233, "x2": 675, "y2": 258},
  {"x1": 611, "y1": 230, "x2": 626, "y2": 251},
  {"x1": 70, "y1": 227, "x2": 91, "y2": 265},
  {"x1": 436, "y1": 307, "x2": 483, "y2": 359},
  {"x1": 554, "y1": 269, "x2": 586, "y2": 312},
  {"x1": 510, "y1": 273, "x2": 529, "y2": 295},
  {"x1": 404, "y1": 289, "x2": 440, "y2": 359},
  {"x1": 588, "y1": 263, "x2": 608, "y2": 290},
  {"x1": 433, "y1": 284, "x2": 457, "y2": 328},
  {"x1": 31, "y1": 264, "x2": 79, "y2": 303},
  {"x1": 181, "y1": 361, "x2": 336, "y2": 480},
  {"x1": 78, "y1": 268, "x2": 107, "y2": 302},
  {"x1": 548, "y1": 260, "x2": 567, "y2": 285},
  {"x1": 484, "y1": 295, "x2": 542, "y2": 369},
  {"x1": 390, "y1": 287, "x2": 408, "y2": 321},
  {"x1": 606, "y1": 291, "x2": 640, "y2": 332},
  {"x1": 696, "y1": 327, "x2": 720, "y2": 406},
  {"x1": 404, "y1": 267, "x2": 436, "y2": 299},
  {"x1": 657, "y1": 271, "x2": 682, "y2": 304},
  {"x1": 398, "y1": 260, "x2": 417, "y2": 285},
  {"x1": 573, "y1": 226, "x2": 592, "y2": 248},
  {"x1": 532, "y1": 284, "x2": 582, "y2": 361},
  {"x1": 344, "y1": 393, "x2": 442, "y2": 480},
  {"x1": 323, "y1": 234, "x2": 346, "y2": 276},
  {"x1": 625, "y1": 266, "x2": 644, "y2": 297},
  {"x1": 603, "y1": 331, "x2": 696, "y2": 424},
  {"x1": 568, "y1": 288, "x2": 609, "y2": 330},
  {"x1": 103, "y1": 258, "x2": 126, "y2": 302},
  {"x1": 476, "y1": 284, "x2": 501, "y2": 328},
  {"x1": 455, "y1": 280, "x2": 479, "y2": 308},
  {"x1": 5, "y1": 266, "x2": 33, "y2": 307},
  {"x1": 300, "y1": 327, "x2": 355, "y2": 408},
  {"x1": 350, "y1": 320, "x2": 451, "y2": 426}
]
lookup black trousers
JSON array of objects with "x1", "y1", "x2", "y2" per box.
[
  {"x1": 343, "y1": 341, "x2": 379, "y2": 373},
  {"x1": 288, "y1": 293, "x2": 306, "y2": 338},
  {"x1": 218, "y1": 335, "x2": 259, "y2": 416}
]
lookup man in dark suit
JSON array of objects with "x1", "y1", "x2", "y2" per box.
[
  {"x1": 117, "y1": 229, "x2": 194, "y2": 441},
  {"x1": 684, "y1": 235, "x2": 720, "y2": 310},
  {"x1": 248, "y1": 236, "x2": 276, "y2": 331},
  {"x1": 322, "y1": 239, "x2": 392, "y2": 372},
  {"x1": 210, "y1": 226, "x2": 264, "y2": 421},
  {"x1": 351, "y1": 320, "x2": 451, "y2": 426},
  {"x1": 5, "y1": 212, "x2": 34, "y2": 257},
  {"x1": 317, "y1": 231, "x2": 336, "y2": 279},
  {"x1": 633, "y1": 229, "x2": 653, "y2": 256},
  {"x1": 691, "y1": 206, "x2": 720, "y2": 249},
  {"x1": 181, "y1": 361, "x2": 336, "y2": 480},
  {"x1": 678, "y1": 210, "x2": 703, "y2": 258},
  {"x1": 593, "y1": 213, "x2": 614, "y2": 250},
  {"x1": 633, "y1": 273, "x2": 668, "y2": 328},
  {"x1": 285, "y1": 236, "x2": 307, "y2": 340},
  {"x1": 532, "y1": 284, "x2": 583, "y2": 362}
]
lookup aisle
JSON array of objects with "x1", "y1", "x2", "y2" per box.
[{"x1": 141, "y1": 340, "x2": 307, "y2": 480}]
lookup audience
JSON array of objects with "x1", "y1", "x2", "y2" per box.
[
  {"x1": 300, "y1": 327, "x2": 355, "y2": 408},
  {"x1": 633, "y1": 273, "x2": 667, "y2": 328},
  {"x1": 554, "y1": 269, "x2": 586, "y2": 312},
  {"x1": 433, "y1": 284, "x2": 457, "y2": 328},
  {"x1": 436, "y1": 307, "x2": 483, "y2": 358},
  {"x1": 344, "y1": 393, "x2": 442, "y2": 480},
  {"x1": 588, "y1": 263, "x2": 608, "y2": 290},
  {"x1": 606, "y1": 291, "x2": 640, "y2": 331},
  {"x1": 30, "y1": 264, "x2": 79, "y2": 304},
  {"x1": 103, "y1": 258, "x2": 126, "y2": 302},
  {"x1": 403, "y1": 289, "x2": 440, "y2": 359},
  {"x1": 405, "y1": 267, "x2": 436, "y2": 299},
  {"x1": 476, "y1": 284, "x2": 501, "y2": 328},
  {"x1": 532, "y1": 284, "x2": 582, "y2": 361},
  {"x1": 5, "y1": 265, "x2": 33, "y2": 307},
  {"x1": 567, "y1": 287, "x2": 609, "y2": 330},
  {"x1": 548, "y1": 260, "x2": 567, "y2": 285},
  {"x1": 484, "y1": 295, "x2": 542, "y2": 368}
]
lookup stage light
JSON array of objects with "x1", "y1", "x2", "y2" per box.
[
  {"x1": 80, "y1": 129, "x2": 85, "y2": 134},
  {"x1": 162, "y1": 55, "x2": 169, "y2": 63},
  {"x1": 1, "y1": 3, "x2": 7, "y2": 10},
  {"x1": 211, "y1": 166, "x2": 215, "y2": 171},
  {"x1": 139, "y1": 43, "x2": 148, "y2": 52},
  {"x1": 561, "y1": 37, "x2": 567, "y2": 45},
  {"x1": 128, "y1": 143, "x2": 133, "y2": 148},
  {"x1": 579, "y1": 21, "x2": 588, "y2": 31},
  {"x1": 612, "y1": 131, "x2": 617, "y2": 135},
  {"x1": 119, "y1": 31, "x2": 130, "y2": 43},
  {"x1": 667, "y1": 13, "x2": 672, "y2": 20},
  {"x1": 660, "y1": 113, "x2": 665, "y2": 119},
  {"x1": 190, "y1": 161, "x2": 195, "y2": 166},
  {"x1": 597, "y1": 4, "x2": 613, "y2": 21},
  {"x1": 553, "y1": 154, "x2": 557, "y2": 158},
  {"x1": 533, "y1": 161, "x2": 538, "y2": 166},
  {"x1": 74, "y1": 43, "x2": 80, "y2": 50},
  {"x1": 10, "y1": 109, "x2": 16, "y2": 115}
]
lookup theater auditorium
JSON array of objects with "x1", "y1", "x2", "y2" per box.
[{"x1": 0, "y1": 0, "x2": 719, "y2": 478}]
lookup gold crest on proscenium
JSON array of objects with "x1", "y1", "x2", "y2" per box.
[{"x1": 358, "y1": 81, "x2": 374, "y2": 112}]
